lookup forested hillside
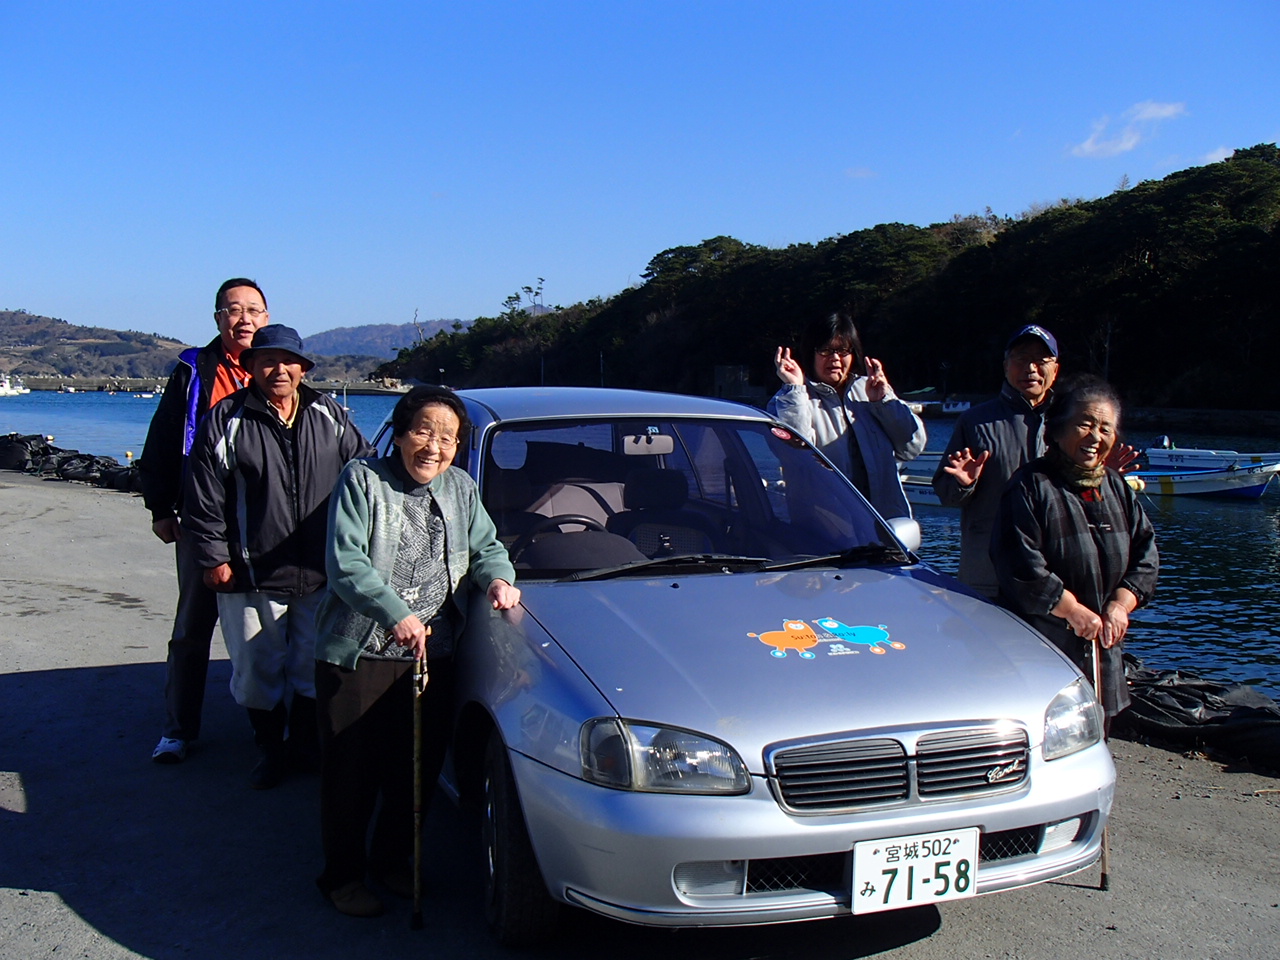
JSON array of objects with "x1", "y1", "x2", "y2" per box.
[
  {"x1": 379, "y1": 144, "x2": 1280, "y2": 409},
  {"x1": 0, "y1": 311, "x2": 187, "y2": 378}
]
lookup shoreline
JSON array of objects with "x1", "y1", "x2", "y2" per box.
[{"x1": 0, "y1": 471, "x2": 1276, "y2": 959}]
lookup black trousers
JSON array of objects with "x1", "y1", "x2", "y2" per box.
[
  {"x1": 315, "y1": 656, "x2": 454, "y2": 893},
  {"x1": 161, "y1": 533, "x2": 220, "y2": 740}
]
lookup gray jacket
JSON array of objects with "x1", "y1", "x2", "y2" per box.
[
  {"x1": 768, "y1": 378, "x2": 927, "y2": 520},
  {"x1": 930, "y1": 381, "x2": 1050, "y2": 596}
]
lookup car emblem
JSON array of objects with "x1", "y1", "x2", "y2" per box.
[{"x1": 986, "y1": 760, "x2": 1025, "y2": 783}]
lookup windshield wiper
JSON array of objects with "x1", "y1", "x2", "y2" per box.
[
  {"x1": 760, "y1": 544, "x2": 905, "y2": 572},
  {"x1": 563, "y1": 553, "x2": 771, "y2": 582}
]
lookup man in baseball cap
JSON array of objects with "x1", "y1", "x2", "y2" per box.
[{"x1": 931, "y1": 325, "x2": 1060, "y2": 597}]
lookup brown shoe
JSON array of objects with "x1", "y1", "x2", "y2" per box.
[{"x1": 329, "y1": 880, "x2": 384, "y2": 918}]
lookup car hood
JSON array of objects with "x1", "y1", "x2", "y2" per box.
[{"x1": 521, "y1": 566, "x2": 1076, "y2": 772}]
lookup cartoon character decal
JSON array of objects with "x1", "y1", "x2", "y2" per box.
[
  {"x1": 747, "y1": 618, "x2": 906, "y2": 659},
  {"x1": 749, "y1": 620, "x2": 819, "y2": 659},
  {"x1": 813, "y1": 618, "x2": 906, "y2": 654}
]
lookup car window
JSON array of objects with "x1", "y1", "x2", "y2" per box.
[{"x1": 479, "y1": 416, "x2": 891, "y2": 577}]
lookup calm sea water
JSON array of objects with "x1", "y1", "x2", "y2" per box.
[{"x1": 3, "y1": 394, "x2": 1278, "y2": 697}]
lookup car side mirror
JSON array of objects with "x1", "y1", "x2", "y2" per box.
[{"x1": 886, "y1": 517, "x2": 921, "y2": 553}]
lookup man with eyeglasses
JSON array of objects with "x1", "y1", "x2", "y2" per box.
[
  {"x1": 931, "y1": 325, "x2": 1061, "y2": 597},
  {"x1": 183, "y1": 325, "x2": 374, "y2": 789},
  {"x1": 141, "y1": 278, "x2": 270, "y2": 764}
]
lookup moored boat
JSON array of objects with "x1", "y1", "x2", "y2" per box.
[
  {"x1": 0, "y1": 376, "x2": 31, "y2": 397},
  {"x1": 901, "y1": 459, "x2": 1279, "y2": 505},
  {"x1": 1144, "y1": 438, "x2": 1280, "y2": 471},
  {"x1": 1131, "y1": 461, "x2": 1280, "y2": 499}
]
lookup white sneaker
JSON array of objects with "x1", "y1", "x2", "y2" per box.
[{"x1": 152, "y1": 737, "x2": 187, "y2": 764}]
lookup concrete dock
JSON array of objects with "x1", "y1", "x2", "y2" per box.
[{"x1": 1, "y1": 471, "x2": 1276, "y2": 960}]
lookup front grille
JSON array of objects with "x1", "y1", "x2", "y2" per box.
[
  {"x1": 746, "y1": 854, "x2": 846, "y2": 894},
  {"x1": 980, "y1": 826, "x2": 1042, "y2": 862},
  {"x1": 917, "y1": 729, "x2": 1030, "y2": 796},
  {"x1": 771, "y1": 727, "x2": 1029, "y2": 813},
  {"x1": 773, "y1": 739, "x2": 908, "y2": 810}
]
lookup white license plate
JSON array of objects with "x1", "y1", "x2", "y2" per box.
[{"x1": 852, "y1": 827, "x2": 979, "y2": 914}]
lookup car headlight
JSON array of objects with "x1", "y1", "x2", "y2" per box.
[
  {"x1": 1042, "y1": 678, "x2": 1104, "y2": 760},
  {"x1": 580, "y1": 719, "x2": 751, "y2": 794}
]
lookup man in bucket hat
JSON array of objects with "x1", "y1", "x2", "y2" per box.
[
  {"x1": 183, "y1": 325, "x2": 374, "y2": 788},
  {"x1": 931, "y1": 325, "x2": 1061, "y2": 597}
]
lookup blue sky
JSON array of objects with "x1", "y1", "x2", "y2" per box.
[{"x1": 2, "y1": 1, "x2": 1277, "y2": 347}]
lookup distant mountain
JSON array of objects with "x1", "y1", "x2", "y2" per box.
[
  {"x1": 0, "y1": 309, "x2": 188, "y2": 378},
  {"x1": 0, "y1": 310, "x2": 473, "y2": 382},
  {"x1": 306, "y1": 319, "x2": 469, "y2": 360}
]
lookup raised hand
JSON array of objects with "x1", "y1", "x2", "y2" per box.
[
  {"x1": 864, "y1": 357, "x2": 890, "y2": 402},
  {"x1": 774, "y1": 346, "x2": 805, "y2": 385},
  {"x1": 1106, "y1": 442, "x2": 1140, "y2": 474},
  {"x1": 942, "y1": 447, "x2": 991, "y2": 487}
]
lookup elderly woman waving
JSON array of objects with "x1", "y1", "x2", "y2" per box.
[
  {"x1": 769, "y1": 310, "x2": 926, "y2": 520},
  {"x1": 314, "y1": 386, "x2": 520, "y2": 918},
  {"x1": 992, "y1": 375, "x2": 1158, "y2": 724}
]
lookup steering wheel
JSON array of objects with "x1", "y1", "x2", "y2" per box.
[{"x1": 510, "y1": 514, "x2": 607, "y2": 561}]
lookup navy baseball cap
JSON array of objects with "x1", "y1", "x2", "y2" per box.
[
  {"x1": 1006, "y1": 324, "x2": 1059, "y2": 357},
  {"x1": 240, "y1": 324, "x2": 315, "y2": 371}
]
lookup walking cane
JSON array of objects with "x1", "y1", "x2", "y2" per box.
[
  {"x1": 1091, "y1": 635, "x2": 1111, "y2": 891},
  {"x1": 410, "y1": 651, "x2": 427, "y2": 930}
]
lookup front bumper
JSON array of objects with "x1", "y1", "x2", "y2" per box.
[{"x1": 511, "y1": 742, "x2": 1114, "y2": 928}]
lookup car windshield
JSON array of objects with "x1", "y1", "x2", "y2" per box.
[{"x1": 479, "y1": 415, "x2": 905, "y2": 578}]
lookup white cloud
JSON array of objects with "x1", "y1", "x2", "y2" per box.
[
  {"x1": 1126, "y1": 100, "x2": 1187, "y2": 122},
  {"x1": 844, "y1": 167, "x2": 877, "y2": 179},
  {"x1": 1071, "y1": 100, "x2": 1188, "y2": 159},
  {"x1": 1201, "y1": 145, "x2": 1232, "y2": 163}
]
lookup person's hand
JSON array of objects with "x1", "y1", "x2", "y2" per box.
[
  {"x1": 1107, "y1": 442, "x2": 1141, "y2": 474},
  {"x1": 202, "y1": 563, "x2": 236, "y2": 592},
  {"x1": 774, "y1": 347, "x2": 804, "y2": 385},
  {"x1": 488, "y1": 579, "x2": 521, "y2": 610},
  {"x1": 1053, "y1": 591, "x2": 1102, "y2": 641},
  {"x1": 943, "y1": 447, "x2": 991, "y2": 487},
  {"x1": 864, "y1": 357, "x2": 891, "y2": 402},
  {"x1": 152, "y1": 517, "x2": 181, "y2": 543},
  {"x1": 391, "y1": 614, "x2": 430, "y2": 660},
  {"x1": 1100, "y1": 600, "x2": 1130, "y2": 648}
]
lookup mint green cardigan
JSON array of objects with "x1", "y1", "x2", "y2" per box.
[{"x1": 316, "y1": 456, "x2": 517, "y2": 669}]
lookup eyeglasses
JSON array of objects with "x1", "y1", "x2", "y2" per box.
[
  {"x1": 817, "y1": 347, "x2": 853, "y2": 358},
  {"x1": 216, "y1": 305, "x2": 267, "y2": 320},
  {"x1": 407, "y1": 428, "x2": 459, "y2": 449}
]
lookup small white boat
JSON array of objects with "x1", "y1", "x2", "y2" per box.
[
  {"x1": 0, "y1": 375, "x2": 30, "y2": 396},
  {"x1": 1132, "y1": 461, "x2": 1280, "y2": 499},
  {"x1": 902, "y1": 477, "x2": 943, "y2": 508},
  {"x1": 901, "y1": 460, "x2": 1279, "y2": 505},
  {"x1": 1144, "y1": 438, "x2": 1280, "y2": 472}
]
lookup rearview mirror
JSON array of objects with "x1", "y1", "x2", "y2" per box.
[{"x1": 623, "y1": 434, "x2": 674, "y2": 456}]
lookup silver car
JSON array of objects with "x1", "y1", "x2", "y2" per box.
[{"x1": 375, "y1": 387, "x2": 1113, "y2": 945}]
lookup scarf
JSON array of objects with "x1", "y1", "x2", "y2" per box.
[{"x1": 1046, "y1": 444, "x2": 1107, "y2": 492}]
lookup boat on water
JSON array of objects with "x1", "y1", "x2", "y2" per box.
[
  {"x1": 1130, "y1": 461, "x2": 1280, "y2": 499},
  {"x1": 0, "y1": 376, "x2": 31, "y2": 397},
  {"x1": 1144, "y1": 437, "x2": 1280, "y2": 471},
  {"x1": 901, "y1": 458, "x2": 1280, "y2": 505}
]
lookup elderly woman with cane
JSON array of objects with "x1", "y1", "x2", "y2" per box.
[
  {"x1": 314, "y1": 386, "x2": 520, "y2": 918},
  {"x1": 992, "y1": 375, "x2": 1159, "y2": 728}
]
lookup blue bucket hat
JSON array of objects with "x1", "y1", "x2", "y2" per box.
[
  {"x1": 240, "y1": 325, "x2": 315, "y2": 371},
  {"x1": 1005, "y1": 324, "x2": 1059, "y2": 358}
]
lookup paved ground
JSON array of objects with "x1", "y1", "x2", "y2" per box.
[{"x1": 1, "y1": 471, "x2": 1277, "y2": 960}]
